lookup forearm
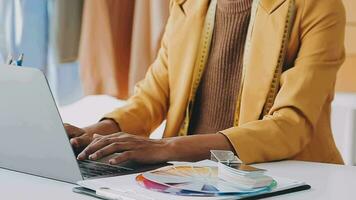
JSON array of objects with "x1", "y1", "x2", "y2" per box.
[
  {"x1": 77, "y1": 131, "x2": 234, "y2": 164},
  {"x1": 166, "y1": 133, "x2": 234, "y2": 162}
]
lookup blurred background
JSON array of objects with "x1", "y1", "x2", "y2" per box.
[
  {"x1": 0, "y1": 0, "x2": 169, "y2": 105},
  {"x1": 0, "y1": 0, "x2": 355, "y2": 164}
]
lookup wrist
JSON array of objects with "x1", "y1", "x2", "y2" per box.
[
  {"x1": 160, "y1": 134, "x2": 235, "y2": 162},
  {"x1": 100, "y1": 119, "x2": 121, "y2": 132},
  {"x1": 162, "y1": 137, "x2": 180, "y2": 161}
]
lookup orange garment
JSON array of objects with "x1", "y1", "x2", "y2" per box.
[
  {"x1": 79, "y1": 0, "x2": 135, "y2": 99},
  {"x1": 79, "y1": 0, "x2": 169, "y2": 99},
  {"x1": 129, "y1": 0, "x2": 170, "y2": 95}
]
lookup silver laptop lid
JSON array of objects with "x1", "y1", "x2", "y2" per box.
[{"x1": 0, "y1": 64, "x2": 83, "y2": 183}]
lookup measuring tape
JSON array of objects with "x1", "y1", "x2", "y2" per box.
[
  {"x1": 178, "y1": 0, "x2": 217, "y2": 136},
  {"x1": 262, "y1": 0, "x2": 296, "y2": 116}
]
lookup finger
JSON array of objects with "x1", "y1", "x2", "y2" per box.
[
  {"x1": 83, "y1": 133, "x2": 133, "y2": 155},
  {"x1": 89, "y1": 142, "x2": 136, "y2": 160},
  {"x1": 64, "y1": 123, "x2": 85, "y2": 138},
  {"x1": 105, "y1": 132, "x2": 135, "y2": 141},
  {"x1": 88, "y1": 134, "x2": 103, "y2": 145},
  {"x1": 78, "y1": 133, "x2": 137, "y2": 160},
  {"x1": 77, "y1": 136, "x2": 115, "y2": 160},
  {"x1": 109, "y1": 151, "x2": 136, "y2": 165},
  {"x1": 90, "y1": 134, "x2": 104, "y2": 144},
  {"x1": 93, "y1": 133, "x2": 102, "y2": 139},
  {"x1": 70, "y1": 134, "x2": 91, "y2": 150},
  {"x1": 87, "y1": 133, "x2": 121, "y2": 148}
]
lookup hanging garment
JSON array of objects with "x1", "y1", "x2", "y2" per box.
[
  {"x1": 79, "y1": 0, "x2": 169, "y2": 99},
  {"x1": 79, "y1": 0, "x2": 135, "y2": 99},
  {"x1": 128, "y1": 0, "x2": 170, "y2": 95},
  {"x1": 50, "y1": 0, "x2": 83, "y2": 63}
]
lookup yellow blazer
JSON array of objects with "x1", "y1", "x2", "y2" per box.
[{"x1": 105, "y1": 0, "x2": 346, "y2": 164}]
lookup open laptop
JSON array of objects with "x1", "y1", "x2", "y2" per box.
[{"x1": 0, "y1": 64, "x2": 164, "y2": 184}]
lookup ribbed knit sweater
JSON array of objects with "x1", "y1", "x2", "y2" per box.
[{"x1": 188, "y1": 0, "x2": 252, "y2": 134}]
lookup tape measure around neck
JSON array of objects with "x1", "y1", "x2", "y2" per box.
[
  {"x1": 233, "y1": 0, "x2": 261, "y2": 126},
  {"x1": 262, "y1": 0, "x2": 296, "y2": 116}
]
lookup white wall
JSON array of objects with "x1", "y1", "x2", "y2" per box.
[{"x1": 332, "y1": 93, "x2": 356, "y2": 165}]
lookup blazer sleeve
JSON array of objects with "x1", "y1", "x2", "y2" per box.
[
  {"x1": 220, "y1": 0, "x2": 346, "y2": 164},
  {"x1": 103, "y1": 1, "x2": 175, "y2": 136}
]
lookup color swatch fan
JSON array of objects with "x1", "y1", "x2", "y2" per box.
[{"x1": 136, "y1": 165, "x2": 276, "y2": 197}]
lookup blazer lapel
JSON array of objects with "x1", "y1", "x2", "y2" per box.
[
  {"x1": 238, "y1": 0, "x2": 292, "y2": 124},
  {"x1": 175, "y1": 0, "x2": 287, "y2": 14},
  {"x1": 174, "y1": 0, "x2": 208, "y2": 16},
  {"x1": 165, "y1": 0, "x2": 210, "y2": 136},
  {"x1": 260, "y1": 0, "x2": 287, "y2": 14}
]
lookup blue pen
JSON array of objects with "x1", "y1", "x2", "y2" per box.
[{"x1": 16, "y1": 53, "x2": 24, "y2": 66}]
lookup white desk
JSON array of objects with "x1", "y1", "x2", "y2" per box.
[
  {"x1": 254, "y1": 161, "x2": 356, "y2": 200},
  {"x1": 1, "y1": 161, "x2": 355, "y2": 200},
  {"x1": 0, "y1": 168, "x2": 95, "y2": 200}
]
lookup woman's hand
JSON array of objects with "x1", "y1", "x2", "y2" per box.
[
  {"x1": 76, "y1": 132, "x2": 234, "y2": 165},
  {"x1": 64, "y1": 119, "x2": 120, "y2": 150},
  {"x1": 64, "y1": 123, "x2": 89, "y2": 149},
  {"x1": 77, "y1": 133, "x2": 172, "y2": 165}
]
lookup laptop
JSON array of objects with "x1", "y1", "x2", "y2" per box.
[{"x1": 0, "y1": 64, "x2": 164, "y2": 184}]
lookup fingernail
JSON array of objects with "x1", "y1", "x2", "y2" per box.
[
  {"x1": 89, "y1": 154, "x2": 97, "y2": 160},
  {"x1": 70, "y1": 139, "x2": 78, "y2": 147},
  {"x1": 109, "y1": 159, "x2": 115, "y2": 165},
  {"x1": 77, "y1": 153, "x2": 85, "y2": 160}
]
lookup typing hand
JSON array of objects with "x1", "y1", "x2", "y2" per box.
[
  {"x1": 76, "y1": 133, "x2": 172, "y2": 165},
  {"x1": 64, "y1": 119, "x2": 120, "y2": 151},
  {"x1": 64, "y1": 123, "x2": 93, "y2": 150}
]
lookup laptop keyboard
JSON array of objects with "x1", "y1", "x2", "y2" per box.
[{"x1": 78, "y1": 160, "x2": 133, "y2": 179}]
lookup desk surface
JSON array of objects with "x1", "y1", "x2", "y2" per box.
[{"x1": 1, "y1": 160, "x2": 355, "y2": 200}]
